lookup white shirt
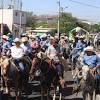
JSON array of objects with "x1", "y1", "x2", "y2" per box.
[
  {"x1": 46, "y1": 45, "x2": 59, "y2": 62},
  {"x1": 20, "y1": 44, "x2": 27, "y2": 53},
  {"x1": 10, "y1": 46, "x2": 24, "y2": 59}
]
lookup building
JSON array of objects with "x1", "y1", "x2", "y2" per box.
[
  {"x1": 28, "y1": 28, "x2": 57, "y2": 36},
  {"x1": 0, "y1": 9, "x2": 26, "y2": 37}
]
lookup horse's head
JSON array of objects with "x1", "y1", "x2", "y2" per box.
[
  {"x1": 82, "y1": 65, "x2": 90, "y2": 80},
  {"x1": 0, "y1": 56, "x2": 9, "y2": 75}
]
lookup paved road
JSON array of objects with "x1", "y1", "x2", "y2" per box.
[{"x1": 1, "y1": 71, "x2": 100, "y2": 100}]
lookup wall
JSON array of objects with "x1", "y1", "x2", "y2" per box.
[{"x1": 0, "y1": 9, "x2": 26, "y2": 32}]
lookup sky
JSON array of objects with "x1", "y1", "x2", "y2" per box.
[{"x1": 1, "y1": 0, "x2": 100, "y2": 23}]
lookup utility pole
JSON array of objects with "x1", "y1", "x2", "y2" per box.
[
  {"x1": 57, "y1": 0, "x2": 60, "y2": 39},
  {"x1": 0, "y1": 0, "x2": 4, "y2": 42},
  {"x1": 19, "y1": 0, "x2": 22, "y2": 37}
]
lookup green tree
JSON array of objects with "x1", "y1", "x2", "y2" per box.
[
  {"x1": 59, "y1": 12, "x2": 91, "y2": 35},
  {"x1": 26, "y1": 12, "x2": 37, "y2": 29},
  {"x1": 59, "y1": 12, "x2": 77, "y2": 35},
  {"x1": 92, "y1": 23, "x2": 100, "y2": 32},
  {"x1": 36, "y1": 22, "x2": 48, "y2": 28}
]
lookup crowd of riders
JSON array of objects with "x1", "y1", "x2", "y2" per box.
[{"x1": 0, "y1": 32, "x2": 100, "y2": 87}]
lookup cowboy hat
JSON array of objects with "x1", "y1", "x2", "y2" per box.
[
  {"x1": 79, "y1": 35, "x2": 85, "y2": 39},
  {"x1": 60, "y1": 35, "x2": 65, "y2": 39},
  {"x1": 84, "y1": 46, "x2": 94, "y2": 52},
  {"x1": 50, "y1": 36, "x2": 54, "y2": 40},
  {"x1": 2, "y1": 35, "x2": 8, "y2": 40},
  {"x1": 31, "y1": 35, "x2": 36, "y2": 39},
  {"x1": 14, "y1": 38, "x2": 20, "y2": 43},
  {"x1": 21, "y1": 37, "x2": 28, "y2": 42},
  {"x1": 75, "y1": 35, "x2": 79, "y2": 38}
]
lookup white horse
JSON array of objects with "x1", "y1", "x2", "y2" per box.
[{"x1": 77, "y1": 66, "x2": 96, "y2": 100}]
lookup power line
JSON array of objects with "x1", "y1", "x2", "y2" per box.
[{"x1": 70, "y1": 0, "x2": 100, "y2": 9}]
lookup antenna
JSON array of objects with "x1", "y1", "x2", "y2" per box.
[
  {"x1": 8, "y1": 0, "x2": 17, "y2": 9},
  {"x1": 7, "y1": 0, "x2": 22, "y2": 10}
]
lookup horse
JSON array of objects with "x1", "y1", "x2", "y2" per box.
[
  {"x1": 94, "y1": 33, "x2": 100, "y2": 50},
  {"x1": 29, "y1": 51, "x2": 65, "y2": 100},
  {"x1": 74, "y1": 66, "x2": 96, "y2": 100},
  {"x1": 0, "y1": 56, "x2": 31, "y2": 100}
]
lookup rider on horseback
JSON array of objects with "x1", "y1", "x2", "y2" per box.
[
  {"x1": 2, "y1": 35, "x2": 12, "y2": 56},
  {"x1": 46, "y1": 37, "x2": 65, "y2": 88},
  {"x1": 82, "y1": 46, "x2": 100, "y2": 78},
  {"x1": 83, "y1": 46, "x2": 100, "y2": 70},
  {"x1": 70, "y1": 35, "x2": 87, "y2": 67},
  {"x1": 20, "y1": 37, "x2": 32, "y2": 59},
  {"x1": 10, "y1": 38, "x2": 25, "y2": 73}
]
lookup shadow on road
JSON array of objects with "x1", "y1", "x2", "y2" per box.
[{"x1": 1, "y1": 80, "x2": 83, "y2": 100}]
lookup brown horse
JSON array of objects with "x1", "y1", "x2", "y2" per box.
[
  {"x1": 29, "y1": 54, "x2": 65, "y2": 100},
  {"x1": 1, "y1": 56, "x2": 31, "y2": 100}
]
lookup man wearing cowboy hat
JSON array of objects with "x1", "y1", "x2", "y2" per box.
[
  {"x1": 83, "y1": 46, "x2": 100, "y2": 71},
  {"x1": 2, "y1": 35, "x2": 11, "y2": 55},
  {"x1": 74, "y1": 35, "x2": 87, "y2": 50},
  {"x1": 46, "y1": 38, "x2": 65, "y2": 88},
  {"x1": 20, "y1": 37, "x2": 32, "y2": 56},
  {"x1": 70, "y1": 35, "x2": 86, "y2": 64},
  {"x1": 30, "y1": 35, "x2": 39, "y2": 51},
  {"x1": 10, "y1": 38, "x2": 25, "y2": 73}
]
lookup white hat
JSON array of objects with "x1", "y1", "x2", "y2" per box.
[
  {"x1": 22, "y1": 33, "x2": 27, "y2": 36},
  {"x1": 84, "y1": 46, "x2": 94, "y2": 52},
  {"x1": 65, "y1": 36, "x2": 68, "y2": 40},
  {"x1": 8, "y1": 33, "x2": 11, "y2": 35},
  {"x1": 14, "y1": 38, "x2": 20, "y2": 43},
  {"x1": 60, "y1": 35, "x2": 65, "y2": 38},
  {"x1": 79, "y1": 35, "x2": 85, "y2": 39},
  {"x1": 54, "y1": 36, "x2": 59, "y2": 39},
  {"x1": 47, "y1": 34, "x2": 51, "y2": 37},
  {"x1": 50, "y1": 36, "x2": 54, "y2": 40},
  {"x1": 21, "y1": 37, "x2": 28, "y2": 42},
  {"x1": 2, "y1": 35, "x2": 8, "y2": 40},
  {"x1": 75, "y1": 35, "x2": 79, "y2": 38},
  {"x1": 28, "y1": 35, "x2": 32, "y2": 38},
  {"x1": 31, "y1": 35, "x2": 36, "y2": 39}
]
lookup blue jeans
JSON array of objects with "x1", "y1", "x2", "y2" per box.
[
  {"x1": 14, "y1": 59, "x2": 24, "y2": 72},
  {"x1": 55, "y1": 63, "x2": 64, "y2": 77}
]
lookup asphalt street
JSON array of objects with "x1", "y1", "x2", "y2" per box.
[{"x1": 1, "y1": 70, "x2": 100, "y2": 100}]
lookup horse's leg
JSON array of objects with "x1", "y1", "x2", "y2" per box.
[
  {"x1": 47, "y1": 89, "x2": 50, "y2": 100},
  {"x1": 53, "y1": 93, "x2": 56, "y2": 100},
  {"x1": 90, "y1": 92, "x2": 94, "y2": 100},
  {"x1": 1, "y1": 76, "x2": 4, "y2": 92},
  {"x1": 59, "y1": 93, "x2": 62, "y2": 100},
  {"x1": 53, "y1": 88, "x2": 56, "y2": 100},
  {"x1": 5, "y1": 79, "x2": 9, "y2": 94},
  {"x1": 15, "y1": 76, "x2": 21, "y2": 100},
  {"x1": 41, "y1": 86, "x2": 44, "y2": 100},
  {"x1": 15, "y1": 85, "x2": 21, "y2": 100},
  {"x1": 83, "y1": 91, "x2": 87, "y2": 100},
  {"x1": 93, "y1": 90, "x2": 96, "y2": 100},
  {"x1": 88, "y1": 93, "x2": 93, "y2": 100},
  {"x1": 96, "y1": 94, "x2": 100, "y2": 100}
]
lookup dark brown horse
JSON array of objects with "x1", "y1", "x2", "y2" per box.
[{"x1": 29, "y1": 54, "x2": 65, "y2": 100}]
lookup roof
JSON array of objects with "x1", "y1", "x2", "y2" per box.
[{"x1": 31, "y1": 28, "x2": 56, "y2": 33}]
